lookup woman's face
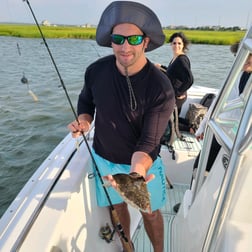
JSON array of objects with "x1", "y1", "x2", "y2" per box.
[
  {"x1": 243, "y1": 54, "x2": 252, "y2": 73},
  {"x1": 171, "y1": 37, "x2": 184, "y2": 55}
]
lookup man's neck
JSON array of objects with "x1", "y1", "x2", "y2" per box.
[{"x1": 116, "y1": 57, "x2": 147, "y2": 76}]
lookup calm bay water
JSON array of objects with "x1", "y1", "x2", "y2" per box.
[{"x1": 0, "y1": 36, "x2": 234, "y2": 217}]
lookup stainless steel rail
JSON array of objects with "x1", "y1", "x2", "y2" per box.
[{"x1": 202, "y1": 26, "x2": 252, "y2": 252}]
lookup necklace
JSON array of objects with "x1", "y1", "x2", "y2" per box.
[{"x1": 125, "y1": 67, "x2": 137, "y2": 111}]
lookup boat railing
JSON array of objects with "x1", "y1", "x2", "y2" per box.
[
  {"x1": 10, "y1": 134, "x2": 79, "y2": 251},
  {"x1": 203, "y1": 89, "x2": 252, "y2": 251},
  {"x1": 201, "y1": 26, "x2": 252, "y2": 251},
  {"x1": 0, "y1": 128, "x2": 93, "y2": 251},
  {"x1": 193, "y1": 26, "x2": 252, "y2": 200}
]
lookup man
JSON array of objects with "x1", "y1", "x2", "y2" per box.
[{"x1": 68, "y1": 1, "x2": 175, "y2": 251}]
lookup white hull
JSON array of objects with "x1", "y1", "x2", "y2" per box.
[{"x1": 0, "y1": 132, "x2": 140, "y2": 251}]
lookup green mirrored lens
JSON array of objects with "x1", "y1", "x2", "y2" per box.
[
  {"x1": 128, "y1": 35, "x2": 143, "y2": 45},
  {"x1": 111, "y1": 35, "x2": 144, "y2": 45},
  {"x1": 112, "y1": 34, "x2": 125, "y2": 45}
]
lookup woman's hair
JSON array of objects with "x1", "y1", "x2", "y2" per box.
[{"x1": 169, "y1": 32, "x2": 190, "y2": 52}]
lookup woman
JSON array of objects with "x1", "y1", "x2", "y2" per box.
[{"x1": 159, "y1": 32, "x2": 194, "y2": 115}]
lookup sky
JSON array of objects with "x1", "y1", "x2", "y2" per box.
[{"x1": 1, "y1": 0, "x2": 251, "y2": 28}]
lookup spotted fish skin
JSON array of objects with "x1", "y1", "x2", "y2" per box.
[{"x1": 111, "y1": 173, "x2": 151, "y2": 213}]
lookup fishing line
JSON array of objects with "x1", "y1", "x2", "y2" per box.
[
  {"x1": 16, "y1": 42, "x2": 39, "y2": 102},
  {"x1": 22, "y1": 0, "x2": 131, "y2": 249},
  {"x1": 91, "y1": 43, "x2": 101, "y2": 57},
  {"x1": 6, "y1": 0, "x2": 38, "y2": 101}
]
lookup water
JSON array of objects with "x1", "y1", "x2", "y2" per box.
[{"x1": 0, "y1": 36, "x2": 234, "y2": 217}]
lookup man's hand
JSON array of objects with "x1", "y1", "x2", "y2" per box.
[
  {"x1": 67, "y1": 120, "x2": 90, "y2": 138},
  {"x1": 196, "y1": 133, "x2": 204, "y2": 141}
]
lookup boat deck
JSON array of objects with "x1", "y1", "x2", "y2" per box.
[
  {"x1": 132, "y1": 184, "x2": 189, "y2": 252},
  {"x1": 132, "y1": 132, "x2": 200, "y2": 251}
]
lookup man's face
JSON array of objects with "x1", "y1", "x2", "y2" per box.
[{"x1": 111, "y1": 23, "x2": 149, "y2": 69}]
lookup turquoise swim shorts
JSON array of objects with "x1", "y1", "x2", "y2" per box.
[{"x1": 91, "y1": 149, "x2": 167, "y2": 211}]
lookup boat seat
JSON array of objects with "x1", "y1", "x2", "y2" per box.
[{"x1": 161, "y1": 132, "x2": 202, "y2": 185}]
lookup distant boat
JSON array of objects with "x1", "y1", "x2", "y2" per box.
[{"x1": 0, "y1": 26, "x2": 251, "y2": 252}]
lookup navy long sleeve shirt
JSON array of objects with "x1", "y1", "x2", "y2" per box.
[
  {"x1": 166, "y1": 54, "x2": 193, "y2": 97},
  {"x1": 78, "y1": 55, "x2": 175, "y2": 164}
]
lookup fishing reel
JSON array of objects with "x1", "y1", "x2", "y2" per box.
[{"x1": 99, "y1": 223, "x2": 115, "y2": 243}]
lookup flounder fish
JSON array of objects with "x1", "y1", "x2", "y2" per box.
[{"x1": 108, "y1": 172, "x2": 151, "y2": 213}]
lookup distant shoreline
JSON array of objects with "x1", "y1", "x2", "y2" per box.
[{"x1": 0, "y1": 23, "x2": 245, "y2": 45}]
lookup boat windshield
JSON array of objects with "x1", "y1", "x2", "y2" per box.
[
  {"x1": 217, "y1": 76, "x2": 251, "y2": 142},
  {"x1": 211, "y1": 48, "x2": 252, "y2": 148}
]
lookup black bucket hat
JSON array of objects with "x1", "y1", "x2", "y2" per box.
[{"x1": 96, "y1": 1, "x2": 165, "y2": 52}]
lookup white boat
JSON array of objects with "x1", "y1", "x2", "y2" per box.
[{"x1": 0, "y1": 27, "x2": 251, "y2": 252}]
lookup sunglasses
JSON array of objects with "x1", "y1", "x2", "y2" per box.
[{"x1": 111, "y1": 34, "x2": 145, "y2": 45}]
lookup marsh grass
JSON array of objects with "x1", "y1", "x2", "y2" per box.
[
  {"x1": 0, "y1": 24, "x2": 245, "y2": 45},
  {"x1": 163, "y1": 30, "x2": 245, "y2": 45},
  {"x1": 0, "y1": 24, "x2": 96, "y2": 39}
]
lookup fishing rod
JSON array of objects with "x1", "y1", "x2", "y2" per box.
[{"x1": 22, "y1": 0, "x2": 131, "y2": 250}]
